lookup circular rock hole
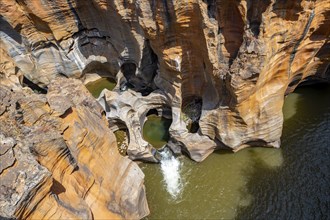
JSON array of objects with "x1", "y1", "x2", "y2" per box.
[{"x1": 143, "y1": 109, "x2": 172, "y2": 149}]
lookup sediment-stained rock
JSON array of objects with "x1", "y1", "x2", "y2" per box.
[
  {"x1": 0, "y1": 0, "x2": 329, "y2": 217},
  {"x1": 0, "y1": 78, "x2": 149, "y2": 219}
]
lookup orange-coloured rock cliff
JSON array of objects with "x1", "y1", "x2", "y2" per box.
[
  {"x1": 0, "y1": 78, "x2": 149, "y2": 219},
  {"x1": 1, "y1": 0, "x2": 329, "y2": 219}
]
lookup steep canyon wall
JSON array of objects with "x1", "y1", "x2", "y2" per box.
[{"x1": 0, "y1": 0, "x2": 329, "y2": 219}]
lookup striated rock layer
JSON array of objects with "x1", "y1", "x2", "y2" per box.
[
  {"x1": 1, "y1": 0, "x2": 329, "y2": 162},
  {"x1": 0, "y1": 0, "x2": 329, "y2": 218},
  {"x1": 0, "y1": 77, "x2": 149, "y2": 219}
]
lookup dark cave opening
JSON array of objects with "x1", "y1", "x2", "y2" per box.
[
  {"x1": 250, "y1": 21, "x2": 261, "y2": 36},
  {"x1": 247, "y1": 0, "x2": 271, "y2": 37},
  {"x1": 120, "y1": 42, "x2": 159, "y2": 96},
  {"x1": 205, "y1": 0, "x2": 216, "y2": 19},
  {"x1": 285, "y1": 74, "x2": 303, "y2": 95},
  {"x1": 22, "y1": 76, "x2": 47, "y2": 94},
  {"x1": 121, "y1": 62, "x2": 137, "y2": 80},
  {"x1": 146, "y1": 108, "x2": 159, "y2": 117},
  {"x1": 50, "y1": 179, "x2": 66, "y2": 195},
  {"x1": 182, "y1": 96, "x2": 202, "y2": 133},
  {"x1": 288, "y1": 74, "x2": 303, "y2": 87}
]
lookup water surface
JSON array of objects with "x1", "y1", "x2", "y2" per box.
[
  {"x1": 141, "y1": 84, "x2": 330, "y2": 219},
  {"x1": 143, "y1": 115, "x2": 172, "y2": 148},
  {"x1": 85, "y1": 77, "x2": 116, "y2": 98}
]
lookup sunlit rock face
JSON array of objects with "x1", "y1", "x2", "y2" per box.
[
  {"x1": 0, "y1": 0, "x2": 329, "y2": 218},
  {"x1": 0, "y1": 78, "x2": 149, "y2": 219}
]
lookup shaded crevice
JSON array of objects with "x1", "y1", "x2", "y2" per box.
[
  {"x1": 288, "y1": 74, "x2": 303, "y2": 87},
  {"x1": 138, "y1": 40, "x2": 159, "y2": 96},
  {"x1": 59, "y1": 107, "x2": 73, "y2": 119},
  {"x1": 182, "y1": 96, "x2": 202, "y2": 133},
  {"x1": 67, "y1": 0, "x2": 84, "y2": 30},
  {"x1": 247, "y1": 0, "x2": 271, "y2": 37},
  {"x1": 15, "y1": 102, "x2": 24, "y2": 124},
  {"x1": 250, "y1": 21, "x2": 261, "y2": 36},
  {"x1": 205, "y1": 0, "x2": 216, "y2": 19},
  {"x1": 146, "y1": 109, "x2": 158, "y2": 117},
  {"x1": 121, "y1": 62, "x2": 137, "y2": 81},
  {"x1": 22, "y1": 76, "x2": 47, "y2": 94},
  {"x1": 139, "y1": 40, "x2": 159, "y2": 84},
  {"x1": 120, "y1": 62, "x2": 138, "y2": 91},
  {"x1": 189, "y1": 121, "x2": 200, "y2": 133},
  {"x1": 120, "y1": 40, "x2": 159, "y2": 96},
  {"x1": 217, "y1": 1, "x2": 244, "y2": 60},
  {"x1": 31, "y1": 41, "x2": 59, "y2": 52},
  {"x1": 0, "y1": 16, "x2": 22, "y2": 44},
  {"x1": 285, "y1": 73, "x2": 303, "y2": 95},
  {"x1": 28, "y1": 13, "x2": 52, "y2": 33},
  {"x1": 74, "y1": 28, "x2": 121, "y2": 59},
  {"x1": 50, "y1": 179, "x2": 66, "y2": 195},
  {"x1": 298, "y1": 76, "x2": 330, "y2": 87},
  {"x1": 162, "y1": 0, "x2": 172, "y2": 27},
  {"x1": 244, "y1": 139, "x2": 269, "y2": 147}
]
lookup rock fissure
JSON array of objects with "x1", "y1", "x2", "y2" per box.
[{"x1": 288, "y1": 9, "x2": 316, "y2": 77}]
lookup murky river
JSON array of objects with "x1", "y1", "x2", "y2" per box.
[
  {"x1": 143, "y1": 115, "x2": 172, "y2": 149},
  {"x1": 85, "y1": 77, "x2": 116, "y2": 98},
  {"x1": 140, "y1": 84, "x2": 330, "y2": 219},
  {"x1": 85, "y1": 80, "x2": 329, "y2": 219}
]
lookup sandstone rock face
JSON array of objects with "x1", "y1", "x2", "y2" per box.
[
  {"x1": 0, "y1": 78, "x2": 149, "y2": 219},
  {"x1": 0, "y1": 0, "x2": 329, "y2": 217},
  {"x1": 2, "y1": 0, "x2": 328, "y2": 162},
  {"x1": 1, "y1": 0, "x2": 329, "y2": 162}
]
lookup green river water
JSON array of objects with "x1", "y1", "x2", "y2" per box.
[
  {"x1": 143, "y1": 115, "x2": 172, "y2": 149},
  {"x1": 140, "y1": 84, "x2": 330, "y2": 220},
  {"x1": 85, "y1": 79, "x2": 329, "y2": 219},
  {"x1": 85, "y1": 77, "x2": 116, "y2": 98}
]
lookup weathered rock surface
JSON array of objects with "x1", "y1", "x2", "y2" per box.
[
  {"x1": 0, "y1": 0, "x2": 330, "y2": 218},
  {"x1": 0, "y1": 77, "x2": 149, "y2": 219},
  {"x1": 1, "y1": 0, "x2": 329, "y2": 162}
]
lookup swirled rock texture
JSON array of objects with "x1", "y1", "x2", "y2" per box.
[
  {"x1": 0, "y1": 77, "x2": 149, "y2": 219},
  {"x1": 1, "y1": 0, "x2": 329, "y2": 162},
  {"x1": 0, "y1": 0, "x2": 329, "y2": 218}
]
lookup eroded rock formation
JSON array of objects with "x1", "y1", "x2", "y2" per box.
[
  {"x1": 1, "y1": 0, "x2": 329, "y2": 218},
  {"x1": 1, "y1": 0, "x2": 330, "y2": 162},
  {"x1": 0, "y1": 77, "x2": 149, "y2": 219}
]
